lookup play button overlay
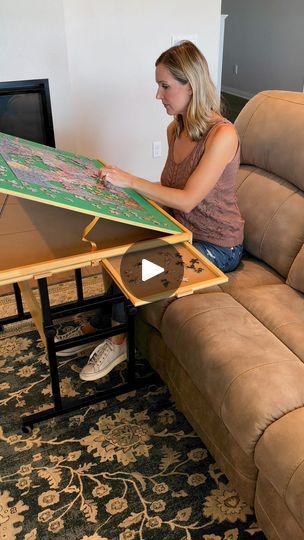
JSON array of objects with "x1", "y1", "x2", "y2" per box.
[
  {"x1": 142, "y1": 258, "x2": 164, "y2": 281},
  {"x1": 120, "y1": 239, "x2": 185, "y2": 301}
]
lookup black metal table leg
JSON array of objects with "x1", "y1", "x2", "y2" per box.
[
  {"x1": 37, "y1": 278, "x2": 62, "y2": 411},
  {"x1": 0, "y1": 282, "x2": 32, "y2": 330},
  {"x1": 22, "y1": 277, "x2": 63, "y2": 432},
  {"x1": 74, "y1": 268, "x2": 84, "y2": 303},
  {"x1": 126, "y1": 303, "x2": 137, "y2": 386},
  {"x1": 17, "y1": 276, "x2": 160, "y2": 432},
  {"x1": 13, "y1": 283, "x2": 25, "y2": 318}
]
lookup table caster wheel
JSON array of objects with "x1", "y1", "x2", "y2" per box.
[{"x1": 22, "y1": 424, "x2": 33, "y2": 434}]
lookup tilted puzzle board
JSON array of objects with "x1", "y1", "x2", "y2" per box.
[
  {"x1": 0, "y1": 133, "x2": 190, "y2": 286},
  {"x1": 0, "y1": 131, "x2": 182, "y2": 234}
]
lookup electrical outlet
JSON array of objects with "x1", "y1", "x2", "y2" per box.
[{"x1": 152, "y1": 141, "x2": 162, "y2": 158}]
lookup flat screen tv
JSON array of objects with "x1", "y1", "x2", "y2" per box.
[{"x1": 0, "y1": 78, "x2": 55, "y2": 147}]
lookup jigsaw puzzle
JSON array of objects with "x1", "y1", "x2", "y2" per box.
[{"x1": 0, "y1": 132, "x2": 181, "y2": 234}]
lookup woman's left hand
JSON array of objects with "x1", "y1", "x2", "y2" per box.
[{"x1": 98, "y1": 164, "x2": 134, "y2": 189}]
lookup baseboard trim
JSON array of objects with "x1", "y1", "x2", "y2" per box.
[{"x1": 221, "y1": 85, "x2": 254, "y2": 100}]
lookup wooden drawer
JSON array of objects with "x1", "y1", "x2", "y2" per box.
[{"x1": 102, "y1": 241, "x2": 228, "y2": 306}]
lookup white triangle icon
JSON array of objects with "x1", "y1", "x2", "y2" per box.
[{"x1": 142, "y1": 258, "x2": 164, "y2": 282}]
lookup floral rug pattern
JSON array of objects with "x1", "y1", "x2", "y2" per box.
[{"x1": 0, "y1": 281, "x2": 265, "y2": 539}]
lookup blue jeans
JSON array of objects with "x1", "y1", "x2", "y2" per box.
[
  {"x1": 90, "y1": 282, "x2": 126, "y2": 327},
  {"x1": 193, "y1": 240, "x2": 243, "y2": 273}
]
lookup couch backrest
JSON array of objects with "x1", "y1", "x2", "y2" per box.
[{"x1": 234, "y1": 91, "x2": 304, "y2": 280}]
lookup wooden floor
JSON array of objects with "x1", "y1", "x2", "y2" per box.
[{"x1": 221, "y1": 92, "x2": 248, "y2": 123}]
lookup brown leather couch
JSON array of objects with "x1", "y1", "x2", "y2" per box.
[{"x1": 135, "y1": 91, "x2": 304, "y2": 540}]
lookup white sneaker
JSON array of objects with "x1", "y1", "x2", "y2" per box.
[
  {"x1": 80, "y1": 339, "x2": 127, "y2": 381},
  {"x1": 55, "y1": 326, "x2": 99, "y2": 357}
]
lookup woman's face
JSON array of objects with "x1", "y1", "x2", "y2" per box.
[{"x1": 155, "y1": 63, "x2": 192, "y2": 117}]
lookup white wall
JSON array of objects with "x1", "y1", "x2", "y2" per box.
[
  {"x1": 63, "y1": 0, "x2": 221, "y2": 180},
  {"x1": 221, "y1": 0, "x2": 304, "y2": 98},
  {"x1": 0, "y1": 0, "x2": 221, "y2": 180},
  {"x1": 0, "y1": 0, "x2": 75, "y2": 149}
]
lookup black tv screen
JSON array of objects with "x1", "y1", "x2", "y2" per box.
[{"x1": 0, "y1": 79, "x2": 55, "y2": 147}]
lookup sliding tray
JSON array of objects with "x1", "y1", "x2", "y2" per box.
[{"x1": 102, "y1": 240, "x2": 228, "y2": 306}]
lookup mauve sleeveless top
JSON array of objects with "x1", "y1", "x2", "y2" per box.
[{"x1": 161, "y1": 119, "x2": 244, "y2": 247}]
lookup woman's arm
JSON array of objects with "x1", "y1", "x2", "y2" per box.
[{"x1": 100, "y1": 124, "x2": 238, "y2": 213}]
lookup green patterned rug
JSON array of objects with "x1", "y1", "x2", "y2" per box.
[{"x1": 0, "y1": 280, "x2": 266, "y2": 540}]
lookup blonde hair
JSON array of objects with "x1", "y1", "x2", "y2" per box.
[{"x1": 155, "y1": 41, "x2": 221, "y2": 141}]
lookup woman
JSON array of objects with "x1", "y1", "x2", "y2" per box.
[{"x1": 57, "y1": 41, "x2": 244, "y2": 380}]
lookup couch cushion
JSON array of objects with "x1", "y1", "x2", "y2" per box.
[
  {"x1": 138, "y1": 285, "x2": 222, "y2": 332},
  {"x1": 139, "y1": 254, "x2": 283, "y2": 332},
  {"x1": 220, "y1": 253, "x2": 283, "y2": 295},
  {"x1": 232, "y1": 284, "x2": 304, "y2": 362},
  {"x1": 161, "y1": 292, "x2": 304, "y2": 457},
  {"x1": 255, "y1": 472, "x2": 304, "y2": 540},
  {"x1": 235, "y1": 90, "x2": 304, "y2": 191},
  {"x1": 287, "y1": 244, "x2": 304, "y2": 294},
  {"x1": 236, "y1": 166, "x2": 304, "y2": 277},
  {"x1": 138, "y1": 298, "x2": 174, "y2": 333},
  {"x1": 235, "y1": 90, "x2": 304, "y2": 277},
  {"x1": 255, "y1": 408, "x2": 304, "y2": 532}
]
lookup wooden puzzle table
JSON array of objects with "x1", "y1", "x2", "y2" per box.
[{"x1": 0, "y1": 133, "x2": 227, "y2": 430}]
